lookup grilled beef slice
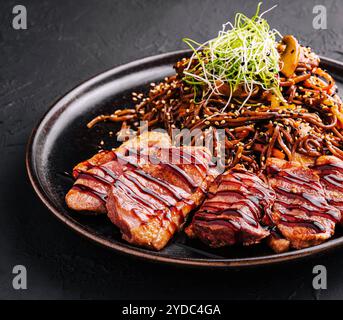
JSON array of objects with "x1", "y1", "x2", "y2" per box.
[
  {"x1": 185, "y1": 167, "x2": 275, "y2": 247},
  {"x1": 265, "y1": 158, "x2": 341, "y2": 249},
  {"x1": 71, "y1": 131, "x2": 172, "y2": 179},
  {"x1": 66, "y1": 132, "x2": 171, "y2": 213},
  {"x1": 105, "y1": 146, "x2": 220, "y2": 250},
  {"x1": 66, "y1": 136, "x2": 220, "y2": 249},
  {"x1": 314, "y1": 156, "x2": 343, "y2": 224}
]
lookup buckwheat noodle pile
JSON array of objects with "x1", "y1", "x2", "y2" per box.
[{"x1": 87, "y1": 4, "x2": 343, "y2": 173}]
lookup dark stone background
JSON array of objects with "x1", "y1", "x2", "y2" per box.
[{"x1": 1, "y1": 0, "x2": 343, "y2": 300}]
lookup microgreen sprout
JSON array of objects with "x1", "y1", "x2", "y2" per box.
[{"x1": 183, "y1": 3, "x2": 283, "y2": 110}]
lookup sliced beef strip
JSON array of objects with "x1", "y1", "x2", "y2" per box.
[
  {"x1": 66, "y1": 148, "x2": 159, "y2": 214},
  {"x1": 66, "y1": 155, "x2": 131, "y2": 214},
  {"x1": 67, "y1": 141, "x2": 220, "y2": 249},
  {"x1": 185, "y1": 167, "x2": 275, "y2": 247},
  {"x1": 72, "y1": 131, "x2": 171, "y2": 178},
  {"x1": 314, "y1": 155, "x2": 343, "y2": 224},
  {"x1": 105, "y1": 146, "x2": 220, "y2": 250},
  {"x1": 66, "y1": 132, "x2": 171, "y2": 214},
  {"x1": 265, "y1": 158, "x2": 341, "y2": 250}
]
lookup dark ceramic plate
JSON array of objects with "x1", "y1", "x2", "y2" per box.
[{"x1": 26, "y1": 50, "x2": 343, "y2": 267}]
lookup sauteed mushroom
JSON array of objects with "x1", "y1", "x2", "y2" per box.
[{"x1": 280, "y1": 35, "x2": 300, "y2": 78}]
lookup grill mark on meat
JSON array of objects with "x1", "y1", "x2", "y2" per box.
[
  {"x1": 196, "y1": 207, "x2": 259, "y2": 227},
  {"x1": 128, "y1": 148, "x2": 205, "y2": 192},
  {"x1": 112, "y1": 177, "x2": 178, "y2": 231},
  {"x1": 204, "y1": 196, "x2": 260, "y2": 214},
  {"x1": 219, "y1": 184, "x2": 268, "y2": 209},
  {"x1": 323, "y1": 174, "x2": 343, "y2": 189},
  {"x1": 70, "y1": 167, "x2": 117, "y2": 204},
  {"x1": 72, "y1": 184, "x2": 107, "y2": 203},
  {"x1": 316, "y1": 165, "x2": 343, "y2": 192},
  {"x1": 276, "y1": 199, "x2": 333, "y2": 217},
  {"x1": 114, "y1": 178, "x2": 157, "y2": 211},
  {"x1": 72, "y1": 150, "x2": 117, "y2": 178},
  {"x1": 230, "y1": 171, "x2": 276, "y2": 203},
  {"x1": 99, "y1": 164, "x2": 120, "y2": 180},
  {"x1": 273, "y1": 184, "x2": 340, "y2": 223},
  {"x1": 76, "y1": 172, "x2": 113, "y2": 186},
  {"x1": 275, "y1": 172, "x2": 321, "y2": 190},
  {"x1": 123, "y1": 172, "x2": 177, "y2": 207},
  {"x1": 167, "y1": 148, "x2": 208, "y2": 175},
  {"x1": 195, "y1": 217, "x2": 241, "y2": 231},
  {"x1": 133, "y1": 169, "x2": 184, "y2": 201},
  {"x1": 279, "y1": 215, "x2": 326, "y2": 233},
  {"x1": 203, "y1": 192, "x2": 261, "y2": 223}
]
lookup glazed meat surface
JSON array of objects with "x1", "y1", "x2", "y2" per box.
[
  {"x1": 106, "y1": 146, "x2": 219, "y2": 250},
  {"x1": 66, "y1": 152, "x2": 144, "y2": 214},
  {"x1": 265, "y1": 158, "x2": 341, "y2": 249},
  {"x1": 71, "y1": 131, "x2": 172, "y2": 179},
  {"x1": 66, "y1": 132, "x2": 220, "y2": 249},
  {"x1": 315, "y1": 156, "x2": 343, "y2": 224},
  {"x1": 185, "y1": 167, "x2": 275, "y2": 247},
  {"x1": 66, "y1": 130, "x2": 343, "y2": 252},
  {"x1": 66, "y1": 132, "x2": 172, "y2": 214}
]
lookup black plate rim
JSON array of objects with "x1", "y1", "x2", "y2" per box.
[{"x1": 26, "y1": 49, "x2": 343, "y2": 268}]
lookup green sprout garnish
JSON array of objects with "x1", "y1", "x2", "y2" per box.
[{"x1": 183, "y1": 3, "x2": 282, "y2": 109}]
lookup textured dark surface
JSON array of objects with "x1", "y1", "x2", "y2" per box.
[{"x1": 1, "y1": 0, "x2": 343, "y2": 299}]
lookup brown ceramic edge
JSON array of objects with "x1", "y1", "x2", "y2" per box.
[{"x1": 25, "y1": 50, "x2": 343, "y2": 268}]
